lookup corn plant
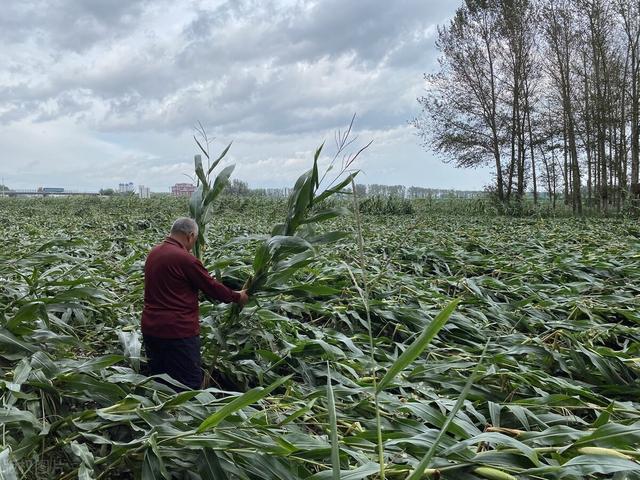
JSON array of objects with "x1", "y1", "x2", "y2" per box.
[
  {"x1": 224, "y1": 120, "x2": 371, "y2": 324},
  {"x1": 189, "y1": 124, "x2": 234, "y2": 259}
]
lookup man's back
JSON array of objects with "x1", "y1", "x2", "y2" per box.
[
  {"x1": 142, "y1": 237, "x2": 239, "y2": 338},
  {"x1": 142, "y1": 237, "x2": 199, "y2": 338}
]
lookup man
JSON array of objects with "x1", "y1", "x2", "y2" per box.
[{"x1": 141, "y1": 217, "x2": 248, "y2": 390}]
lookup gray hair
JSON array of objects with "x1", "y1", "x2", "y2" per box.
[{"x1": 171, "y1": 217, "x2": 198, "y2": 236}]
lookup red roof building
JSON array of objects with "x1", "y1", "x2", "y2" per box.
[{"x1": 171, "y1": 183, "x2": 196, "y2": 197}]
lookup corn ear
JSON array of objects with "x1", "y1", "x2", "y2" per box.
[
  {"x1": 473, "y1": 466, "x2": 517, "y2": 480},
  {"x1": 577, "y1": 447, "x2": 633, "y2": 460}
]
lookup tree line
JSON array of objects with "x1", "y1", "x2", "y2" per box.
[
  {"x1": 413, "y1": 0, "x2": 640, "y2": 213},
  {"x1": 227, "y1": 179, "x2": 481, "y2": 199}
]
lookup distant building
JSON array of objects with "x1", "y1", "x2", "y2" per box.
[
  {"x1": 171, "y1": 183, "x2": 196, "y2": 197},
  {"x1": 37, "y1": 187, "x2": 64, "y2": 193},
  {"x1": 139, "y1": 185, "x2": 151, "y2": 199},
  {"x1": 118, "y1": 182, "x2": 135, "y2": 193}
]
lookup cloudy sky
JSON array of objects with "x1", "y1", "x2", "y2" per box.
[{"x1": 0, "y1": 0, "x2": 491, "y2": 192}]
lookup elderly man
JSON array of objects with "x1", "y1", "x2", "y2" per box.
[{"x1": 141, "y1": 217, "x2": 248, "y2": 390}]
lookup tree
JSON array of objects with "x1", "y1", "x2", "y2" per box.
[
  {"x1": 542, "y1": 0, "x2": 582, "y2": 212},
  {"x1": 415, "y1": 0, "x2": 640, "y2": 212},
  {"x1": 227, "y1": 179, "x2": 250, "y2": 196},
  {"x1": 618, "y1": 0, "x2": 640, "y2": 197},
  {"x1": 413, "y1": 0, "x2": 507, "y2": 201}
]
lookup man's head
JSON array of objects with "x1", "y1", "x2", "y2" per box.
[{"x1": 170, "y1": 217, "x2": 198, "y2": 251}]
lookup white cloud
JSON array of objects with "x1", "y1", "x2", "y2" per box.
[{"x1": 0, "y1": 0, "x2": 492, "y2": 192}]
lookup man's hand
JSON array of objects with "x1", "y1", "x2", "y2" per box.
[{"x1": 236, "y1": 289, "x2": 249, "y2": 307}]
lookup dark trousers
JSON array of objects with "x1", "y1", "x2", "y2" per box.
[{"x1": 142, "y1": 334, "x2": 203, "y2": 391}]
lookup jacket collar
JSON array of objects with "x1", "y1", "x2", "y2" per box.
[{"x1": 165, "y1": 236, "x2": 187, "y2": 251}]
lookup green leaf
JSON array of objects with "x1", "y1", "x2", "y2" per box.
[
  {"x1": 306, "y1": 231, "x2": 350, "y2": 245},
  {"x1": 407, "y1": 341, "x2": 490, "y2": 480},
  {"x1": 327, "y1": 363, "x2": 341, "y2": 479},
  {"x1": 203, "y1": 164, "x2": 235, "y2": 207},
  {"x1": 199, "y1": 449, "x2": 229, "y2": 480},
  {"x1": 561, "y1": 454, "x2": 640, "y2": 476},
  {"x1": 195, "y1": 154, "x2": 208, "y2": 188},
  {"x1": 253, "y1": 241, "x2": 271, "y2": 272},
  {"x1": 312, "y1": 143, "x2": 323, "y2": 189},
  {"x1": 6, "y1": 302, "x2": 48, "y2": 334},
  {"x1": 189, "y1": 185, "x2": 204, "y2": 221},
  {"x1": 301, "y1": 207, "x2": 351, "y2": 224},
  {"x1": 288, "y1": 284, "x2": 342, "y2": 296},
  {"x1": 518, "y1": 425, "x2": 584, "y2": 446},
  {"x1": 376, "y1": 299, "x2": 459, "y2": 393},
  {"x1": 308, "y1": 462, "x2": 380, "y2": 480},
  {"x1": 194, "y1": 136, "x2": 210, "y2": 160},
  {"x1": 266, "y1": 235, "x2": 314, "y2": 261},
  {"x1": 70, "y1": 441, "x2": 96, "y2": 480},
  {"x1": 592, "y1": 403, "x2": 614, "y2": 428},
  {"x1": 0, "y1": 328, "x2": 38, "y2": 354},
  {"x1": 208, "y1": 141, "x2": 233, "y2": 175},
  {"x1": 72, "y1": 354, "x2": 124, "y2": 373},
  {"x1": 0, "y1": 406, "x2": 42, "y2": 428},
  {"x1": 197, "y1": 375, "x2": 291, "y2": 433},
  {"x1": 570, "y1": 422, "x2": 640, "y2": 450},
  {"x1": 447, "y1": 432, "x2": 540, "y2": 466},
  {"x1": 141, "y1": 433, "x2": 170, "y2": 480},
  {"x1": 7, "y1": 357, "x2": 31, "y2": 392},
  {"x1": 524, "y1": 454, "x2": 640, "y2": 477},
  {"x1": 117, "y1": 330, "x2": 141, "y2": 372},
  {"x1": 315, "y1": 172, "x2": 359, "y2": 204},
  {"x1": 286, "y1": 169, "x2": 315, "y2": 234},
  {"x1": 161, "y1": 390, "x2": 201, "y2": 409},
  {"x1": 488, "y1": 401, "x2": 502, "y2": 428}
]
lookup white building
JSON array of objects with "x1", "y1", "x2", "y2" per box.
[
  {"x1": 118, "y1": 182, "x2": 135, "y2": 193},
  {"x1": 139, "y1": 185, "x2": 150, "y2": 199}
]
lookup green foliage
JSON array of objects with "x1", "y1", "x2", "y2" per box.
[
  {"x1": 0, "y1": 196, "x2": 639, "y2": 478},
  {"x1": 359, "y1": 195, "x2": 415, "y2": 215},
  {"x1": 189, "y1": 132, "x2": 235, "y2": 259},
  {"x1": 223, "y1": 143, "x2": 358, "y2": 325}
]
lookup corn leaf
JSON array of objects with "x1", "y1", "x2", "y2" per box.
[
  {"x1": 207, "y1": 141, "x2": 233, "y2": 175},
  {"x1": 203, "y1": 164, "x2": 235, "y2": 207},
  {"x1": 327, "y1": 363, "x2": 341, "y2": 479},
  {"x1": 197, "y1": 375, "x2": 291, "y2": 433},
  {"x1": 376, "y1": 299, "x2": 459, "y2": 393},
  {"x1": 199, "y1": 449, "x2": 229, "y2": 480},
  {"x1": 194, "y1": 155, "x2": 207, "y2": 188}
]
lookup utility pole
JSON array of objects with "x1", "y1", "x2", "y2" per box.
[{"x1": 1, "y1": 176, "x2": 4, "y2": 197}]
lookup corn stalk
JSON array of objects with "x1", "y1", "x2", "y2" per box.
[
  {"x1": 223, "y1": 130, "x2": 370, "y2": 326},
  {"x1": 189, "y1": 125, "x2": 234, "y2": 260}
]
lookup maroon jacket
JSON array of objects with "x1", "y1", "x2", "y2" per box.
[{"x1": 141, "y1": 237, "x2": 241, "y2": 338}]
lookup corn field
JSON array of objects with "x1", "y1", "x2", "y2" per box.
[{"x1": 1, "y1": 195, "x2": 640, "y2": 479}]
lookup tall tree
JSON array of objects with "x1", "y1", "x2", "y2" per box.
[
  {"x1": 415, "y1": 0, "x2": 639, "y2": 211},
  {"x1": 413, "y1": 0, "x2": 507, "y2": 200},
  {"x1": 542, "y1": 0, "x2": 582, "y2": 212},
  {"x1": 618, "y1": 0, "x2": 640, "y2": 197}
]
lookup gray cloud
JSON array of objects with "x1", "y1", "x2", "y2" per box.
[
  {"x1": 0, "y1": 0, "x2": 492, "y2": 191},
  {"x1": 1, "y1": 0, "x2": 453, "y2": 132},
  {"x1": 0, "y1": 0, "x2": 148, "y2": 50}
]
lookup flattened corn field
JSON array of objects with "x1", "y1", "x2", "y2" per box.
[{"x1": 1, "y1": 196, "x2": 640, "y2": 479}]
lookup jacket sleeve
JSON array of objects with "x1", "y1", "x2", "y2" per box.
[{"x1": 184, "y1": 257, "x2": 241, "y2": 304}]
